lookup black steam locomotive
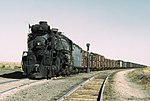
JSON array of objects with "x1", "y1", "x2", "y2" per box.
[{"x1": 22, "y1": 21, "x2": 74, "y2": 79}]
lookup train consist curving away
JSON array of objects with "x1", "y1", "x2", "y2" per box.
[{"x1": 21, "y1": 21, "x2": 147, "y2": 79}]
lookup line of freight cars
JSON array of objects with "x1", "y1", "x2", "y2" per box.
[{"x1": 72, "y1": 43, "x2": 147, "y2": 72}]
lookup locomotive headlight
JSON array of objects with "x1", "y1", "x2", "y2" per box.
[
  {"x1": 35, "y1": 36, "x2": 46, "y2": 46},
  {"x1": 37, "y1": 42, "x2": 41, "y2": 46}
]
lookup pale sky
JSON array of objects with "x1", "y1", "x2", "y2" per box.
[{"x1": 0, "y1": 0, "x2": 149, "y2": 66}]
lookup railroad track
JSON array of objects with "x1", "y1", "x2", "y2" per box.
[
  {"x1": 0, "y1": 78, "x2": 35, "y2": 94},
  {"x1": 0, "y1": 78, "x2": 49, "y2": 100},
  {"x1": 97, "y1": 74, "x2": 110, "y2": 101},
  {"x1": 56, "y1": 73, "x2": 110, "y2": 101},
  {"x1": 0, "y1": 78, "x2": 27, "y2": 85},
  {"x1": 0, "y1": 75, "x2": 66, "y2": 100}
]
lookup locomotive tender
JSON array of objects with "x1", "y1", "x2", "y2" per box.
[{"x1": 22, "y1": 21, "x2": 147, "y2": 79}]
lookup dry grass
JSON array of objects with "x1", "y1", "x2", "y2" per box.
[
  {"x1": 143, "y1": 68, "x2": 150, "y2": 73},
  {"x1": 0, "y1": 62, "x2": 21, "y2": 69},
  {"x1": 127, "y1": 68, "x2": 150, "y2": 90}
]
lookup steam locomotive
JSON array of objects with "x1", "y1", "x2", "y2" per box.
[
  {"x1": 22, "y1": 21, "x2": 147, "y2": 79},
  {"x1": 22, "y1": 21, "x2": 74, "y2": 79}
]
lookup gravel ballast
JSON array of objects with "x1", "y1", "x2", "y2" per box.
[{"x1": 2, "y1": 72, "x2": 96, "y2": 101}]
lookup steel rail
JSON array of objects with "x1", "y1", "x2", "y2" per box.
[
  {"x1": 97, "y1": 74, "x2": 110, "y2": 101},
  {"x1": 0, "y1": 78, "x2": 27, "y2": 85},
  {"x1": 0, "y1": 80, "x2": 38, "y2": 94}
]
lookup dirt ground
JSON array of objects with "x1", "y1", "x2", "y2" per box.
[{"x1": 104, "y1": 68, "x2": 150, "y2": 101}]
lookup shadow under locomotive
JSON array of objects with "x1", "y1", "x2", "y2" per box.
[{"x1": 0, "y1": 71, "x2": 27, "y2": 79}]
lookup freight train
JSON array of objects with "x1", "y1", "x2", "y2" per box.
[{"x1": 21, "y1": 21, "x2": 147, "y2": 79}]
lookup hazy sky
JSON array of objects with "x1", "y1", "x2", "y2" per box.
[{"x1": 0, "y1": 0, "x2": 149, "y2": 66}]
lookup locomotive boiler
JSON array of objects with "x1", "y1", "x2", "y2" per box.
[{"x1": 22, "y1": 21, "x2": 73, "y2": 79}]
